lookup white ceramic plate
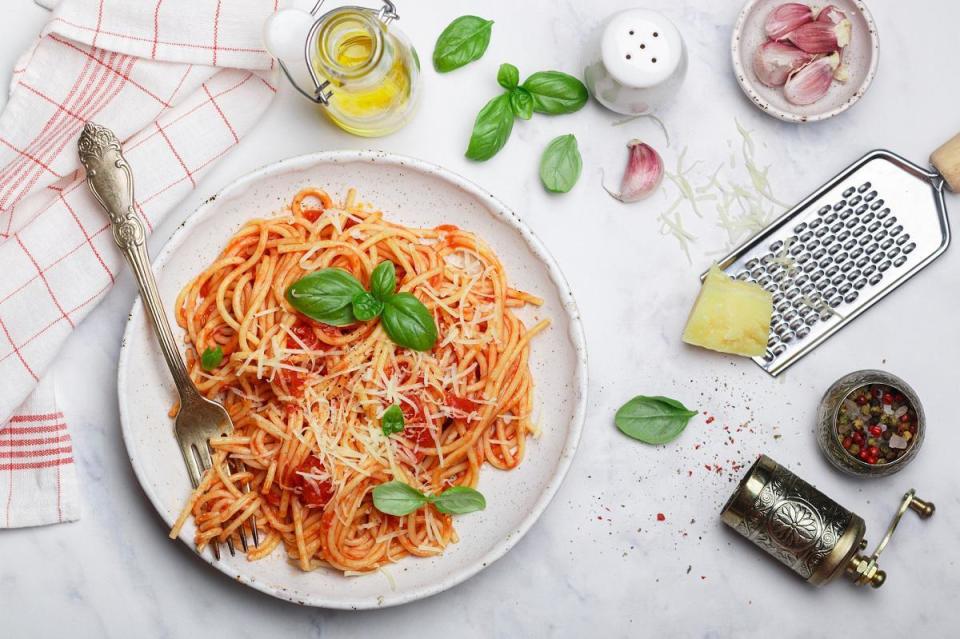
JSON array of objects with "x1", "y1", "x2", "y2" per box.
[
  {"x1": 117, "y1": 151, "x2": 588, "y2": 609},
  {"x1": 731, "y1": 0, "x2": 879, "y2": 123}
]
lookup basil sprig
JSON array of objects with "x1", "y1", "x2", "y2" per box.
[
  {"x1": 466, "y1": 64, "x2": 588, "y2": 162},
  {"x1": 200, "y1": 346, "x2": 224, "y2": 370},
  {"x1": 433, "y1": 15, "x2": 493, "y2": 73},
  {"x1": 372, "y1": 480, "x2": 486, "y2": 516},
  {"x1": 539, "y1": 134, "x2": 582, "y2": 193},
  {"x1": 615, "y1": 396, "x2": 699, "y2": 444},
  {"x1": 381, "y1": 404, "x2": 405, "y2": 436},
  {"x1": 285, "y1": 260, "x2": 437, "y2": 351}
]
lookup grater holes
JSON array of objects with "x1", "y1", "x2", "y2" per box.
[
  {"x1": 853, "y1": 277, "x2": 868, "y2": 289},
  {"x1": 842, "y1": 186, "x2": 856, "y2": 198},
  {"x1": 818, "y1": 205, "x2": 832, "y2": 216},
  {"x1": 865, "y1": 242, "x2": 880, "y2": 255},
  {"x1": 852, "y1": 224, "x2": 866, "y2": 237},
  {"x1": 903, "y1": 242, "x2": 917, "y2": 254},
  {"x1": 855, "y1": 256, "x2": 869, "y2": 268},
  {"x1": 833, "y1": 200, "x2": 846, "y2": 211},
  {"x1": 848, "y1": 195, "x2": 863, "y2": 207},
  {"x1": 867, "y1": 221, "x2": 881, "y2": 233},
  {"x1": 793, "y1": 222, "x2": 808, "y2": 233},
  {"x1": 870, "y1": 199, "x2": 885, "y2": 211},
  {"x1": 797, "y1": 326, "x2": 811, "y2": 338},
  {"x1": 815, "y1": 226, "x2": 829, "y2": 238},
  {"x1": 864, "y1": 190, "x2": 878, "y2": 202},
  {"x1": 870, "y1": 252, "x2": 884, "y2": 264},
  {"x1": 874, "y1": 229, "x2": 888, "y2": 242},
  {"x1": 857, "y1": 235, "x2": 871, "y2": 247},
  {"x1": 769, "y1": 240, "x2": 783, "y2": 253},
  {"x1": 735, "y1": 270, "x2": 750, "y2": 280},
  {"x1": 840, "y1": 208, "x2": 855, "y2": 220},
  {"x1": 832, "y1": 221, "x2": 846, "y2": 233},
  {"x1": 809, "y1": 218, "x2": 823, "y2": 229},
  {"x1": 838, "y1": 282, "x2": 852, "y2": 295},
  {"x1": 886, "y1": 246, "x2": 900, "y2": 259},
  {"x1": 828, "y1": 294, "x2": 843, "y2": 307},
  {"x1": 861, "y1": 211, "x2": 876, "y2": 224},
  {"x1": 857, "y1": 182, "x2": 871, "y2": 193},
  {"x1": 824, "y1": 212, "x2": 839, "y2": 224},
  {"x1": 878, "y1": 260, "x2": 892, "y2": 272},
  {"x1": 880, "y1": 238, "x2": 893, "y2": 250},
  {"x1": 877, "y1": 207, "x2": 891, "y2": 219},
  {"x1": 890, "y1": 225, "x2": 903, "y2": 236},
  {"x1": 840, "y1": 260, "x2": 854, "y2": 273},
  {"x1": 862, "y1": 264, "x2": 876, "y2": 277},
  {"x1": 855, "y1": 204, "x2": 868, "y2": 215},
  {"x1": 894, "y1": 255, "x2": 908, "y2": 267},
  {"x1": 882, "y1": 216, "x2": 897, "y2": 228},
  {"x1": 844, "y1": 291, "x2": 859, "y2": 304},
  {"x1": 869, "y1": 272, "x2": 883, "y2": 286},
  {"x1": 850, "y1": 247, "x2": 864, "y2": 259},
  {"x1": 896, "y1": 233, "x2": 910, "y2": 245}
]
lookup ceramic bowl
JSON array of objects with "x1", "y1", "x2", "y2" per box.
[{"x1": 731, "y1": 0, "x2": 879, "y2": 123}]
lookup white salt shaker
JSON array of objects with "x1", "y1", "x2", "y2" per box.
[{"x1": 583, "y1": 8, "x2": 687, "y2": 115}]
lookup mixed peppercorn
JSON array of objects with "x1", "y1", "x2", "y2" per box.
[{"x1": 836, "y1": 384, "x2": 918, "y2": 465}]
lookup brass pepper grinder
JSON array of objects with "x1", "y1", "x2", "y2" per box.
[{"x1": 721, "y1": 455, "x2": 934, "y2": 587}]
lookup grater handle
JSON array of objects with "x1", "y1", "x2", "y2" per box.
[{"x1": 930, "y1": 132, "x2": 960, "y2": 192}]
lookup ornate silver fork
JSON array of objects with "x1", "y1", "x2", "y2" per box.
[{"x1": 78, "y1": 122, "x2": 258, "y2": 558}]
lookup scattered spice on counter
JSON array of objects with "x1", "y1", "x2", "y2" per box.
[
  {"x1": 656, "y1": 512, "x2": 666, "y2": 522},
  {"x1": 836, "y1": 384, "x2": 919, "y2": 465}
]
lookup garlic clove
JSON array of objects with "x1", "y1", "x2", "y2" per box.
[
  {"x1": 816, "y1": 5, "x2": 848, "y2": 25},
  {"x1": 753, "y1": 41, "x2": 814, "y2": 87},
  {"x1": 833, "y1": 62, "x2": 849, "y2": 82},
  {"x1": 764, "y1": 3, "x2": 815, "y2": 41},
  {"x1": 786, "y1": 18, "x2": 852, "y2": 53},
  {"x1": 784, "y1": 52, "x2": 840, "y2": 105},
  {"x1": 603, "y1": 140, "x2": 663, "y2": 203}
]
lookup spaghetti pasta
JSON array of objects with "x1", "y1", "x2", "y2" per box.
[{"x1": 168, "y1": 187, "x2": 548, "y2": 573}]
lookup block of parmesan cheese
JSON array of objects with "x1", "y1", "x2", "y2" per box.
[{"x1": 682, "y1": 266, "x2": 773, "y2": 357}]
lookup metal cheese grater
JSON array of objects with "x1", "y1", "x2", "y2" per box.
[{"x1": 712, "y1": 133, "x2": 960, "y2": 376}]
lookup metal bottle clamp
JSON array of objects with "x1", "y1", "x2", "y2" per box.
[
  {"x1": 277, "y1": 0, "x2": 399, "y2": 106},
  {"x1": 721, "y1": 455, "x2": 934, "y2": 588}
]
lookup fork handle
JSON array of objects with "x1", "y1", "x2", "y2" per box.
[{"x1": 78, "y1": 122, "x2": 198, "y2": 400}]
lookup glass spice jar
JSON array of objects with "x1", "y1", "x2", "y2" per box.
[{"x1": 816, "y1": 370, "x2": 925, "y2": 477}]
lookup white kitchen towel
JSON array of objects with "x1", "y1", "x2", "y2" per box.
[{"x1": 0, "y1": 0, "x2": 279, "y2": 528}]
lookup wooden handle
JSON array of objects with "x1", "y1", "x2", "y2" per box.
[{"x1": 931, "y1": 132, "x2": 960, "y2": 192}]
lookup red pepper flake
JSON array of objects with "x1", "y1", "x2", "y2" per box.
[
  {"x1": 705, "y1": 416, "x2": 715, "y2": 424},
  {"x1": 700, "y1": 575, "x2": 706, "y2": 580},
  {"x1": 656, "y1": 513, "x2": 666, "y2": 522}
]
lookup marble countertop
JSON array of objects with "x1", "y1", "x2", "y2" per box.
[{"x1": 3, "y1": 1, "x2": 959, "y2": 637}]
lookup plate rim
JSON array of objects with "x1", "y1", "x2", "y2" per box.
[{"x1": 117, "y1": 149, "x2": 589, "y2": 609}]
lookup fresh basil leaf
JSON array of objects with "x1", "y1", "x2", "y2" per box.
[
  {"x1": 200, "y1": 346, "x2": 223, "y2": 371},
  {"x1": 370, "y1": 260, "x2": 396, "y2": 301},
  {"x1": 497, "y1": 63, "x2": 519, "y2": 90},
  {"x1": 285, "y1": 268, "x2": 365, "y2": 326},
  {"x1": 465, "y1": 93, "x2": 515, "y2": 161},
  {"x1": 381, "y1": 293, "x2": 438, "y2": 351},
  {"x1": 433, "y1": 15, "x2": 493, "y2": 73},
  {"x1": 521, "y1": 71, "x2": 589, "y2": 114},
  {"x1": 539, "y1": 134, "x2": 582, "y2": 193},
  {"x1": 381, "y1": 404, "x2": 405, "y2": 436},
  {"x1": 352, "y1": 291, "x2": 383, "y2": 322},
  {"x1": 509, "y1": 87, "x2": 533, "y2": 120},
  {"x1": 429, "y1": 486, "x2": 486, "y2": 515},
  {"x1": 372, "y1": 481, "x2": 427, "y2": 516},
  {"x1": 614, "y1": 395, "x2": 699, "y2": 444}
]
